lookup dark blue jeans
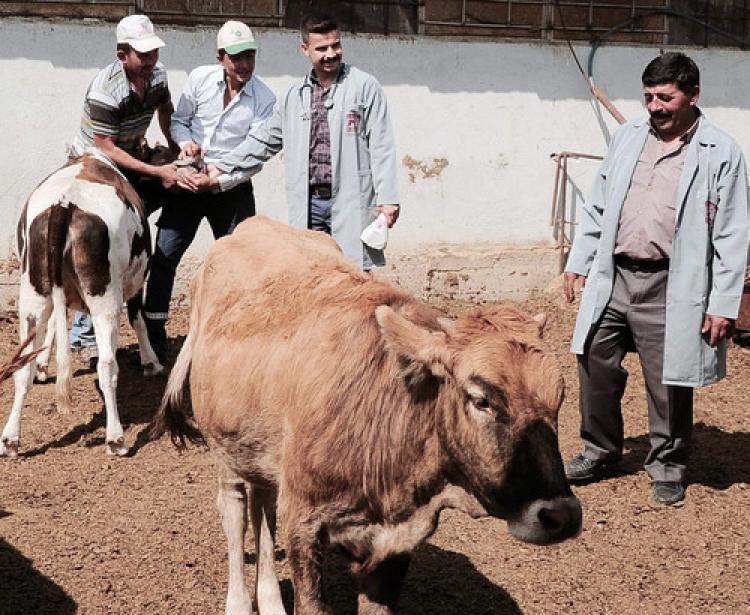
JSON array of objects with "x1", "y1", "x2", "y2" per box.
[
  {"x1": 143, "y1": 182, "x2": 255, "y2": 351},
  {"x1": 309, "y1": 196, "x2": 332, "y2": 234}
]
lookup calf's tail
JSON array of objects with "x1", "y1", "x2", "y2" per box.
[
  {"x1": 48, "y1": 203, "x2": 74, "y2": 412},
  {"x1": 0, "y1": 330, "x2": 42, "y2": 384},
  {"x1": 148, "y1": 310, "x2": 205, "y2": 449}
]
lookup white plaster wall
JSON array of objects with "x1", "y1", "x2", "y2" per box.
[{"x1": 1, "y1": 17, "x2": 749, "y2": 262}]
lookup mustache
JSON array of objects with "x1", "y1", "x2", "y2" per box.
[{"x1": 650, "y1": 111, "x2": 671, "y2": 120}]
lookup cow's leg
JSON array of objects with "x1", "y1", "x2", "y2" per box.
[
  {"x1": 287, "y1": 508, "x2": 333, "y2": 615},
  {"x1": 356, "y1": 554, "x2": 412, "y2": 615},
  {"x1": 89, "y1": 306, "x2": 127, "y2": 456},
  {"x1": 249, "y1": 485, "x2": 285, "y2": 615},
  {"x1": 217, "y1": 469, "x2": 252, "y2": 615},
  {"x1": 1, "y1": 287, "x2": 50, "y2": 457},
  {"x1": 126, "y1": 291, "x2": 164, "y2": 376},
  {"x1": 34, "y1": 305, "x2": 56, "y2": 383}
]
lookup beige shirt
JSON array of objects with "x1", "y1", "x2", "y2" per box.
[{"x1": 614, "y1": 121, "x2": 698, "y2": 260}]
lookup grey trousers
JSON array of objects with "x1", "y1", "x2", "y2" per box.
[{"x1": 577, "y1": 264, "x2": 693, "y2": 482}]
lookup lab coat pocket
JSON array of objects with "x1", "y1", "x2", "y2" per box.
[{"x1": 345, "y1": 105, "x2": 365, "y2": 137}]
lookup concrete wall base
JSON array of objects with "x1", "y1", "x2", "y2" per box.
[{"x1": 0, "y1": 246, "x2": 561, "y2": 314}]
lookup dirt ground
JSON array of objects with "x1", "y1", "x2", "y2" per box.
[{"x1": 0, "y1": 289, "x2": 748, "y2": 615}]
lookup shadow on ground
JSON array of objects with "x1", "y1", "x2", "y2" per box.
[
  {"x1": 309, "y1": 543, "x2": 521, "y2": 615},
  {"x1": 20, "y1": 337, "x2": 188, "y2": 459},
  {"x1": 0, "y1": 536, "x2": 76, "y2": 615},
  {"x1": 621, "y1": 421, "x2": 750, "y2": 489}
]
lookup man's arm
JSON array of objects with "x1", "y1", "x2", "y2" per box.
[
  {"x1": 214, "y1": 99, "x2": 285, "y2": 174},
  {"x1": 93, "y1": 133, "x2": 177, "y2": 188},
  {"x1": 560, "y1": 141, "x2": 618, "y2": 302},
  {"x1": 362, "y1": 79, "x2": 400, "y2": 228},
  {"x1": 157, "y1": 100, "x2": 178, "y2": 152},
  {"x1": 703, "y1": 147, "x2": 750, "y2": 346},
  {"x1": 170, "y1": 74, "x2": 201, "y2": 159}
]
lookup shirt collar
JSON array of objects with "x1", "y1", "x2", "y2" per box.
[
  {"x1": 216, "y1": 68, "x2": 255, "y2": 97},
  {"x1": 308, "y1": 63, "x2": 347, "y2": 88}
]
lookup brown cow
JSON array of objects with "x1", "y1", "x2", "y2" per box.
[{"x1": 151, "y1": 216, "x2": 582, "y2": 615}]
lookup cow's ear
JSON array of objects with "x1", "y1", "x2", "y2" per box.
[
  {"x1": 532, "y1": 312, "x2": 547, "y2": 337},
  {"x1": 375, "y1": 305, "x2": 453, "y2": 378}
]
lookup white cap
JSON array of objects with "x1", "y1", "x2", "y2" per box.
[
  {"x1": 116, "y1": 15, "x2": 165, "y2": 53},
  {"x1": 217, "y1": 21, "x2": 258, "y2": 54}
]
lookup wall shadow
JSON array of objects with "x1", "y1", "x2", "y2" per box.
[
  {"x1": 622, "y1": 421, "x2": 750, "y2": 489},
  {"x1": 318, "y1": 543, "x2": 521, "y2": 615},
  {"x1": 3, "y1": 18, "x2": 748, "y2": 108},
  {"x1": 0, "y1": 536, "x2": 77, "y2": 615}
]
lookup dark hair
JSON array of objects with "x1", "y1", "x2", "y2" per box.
[
  {"x1": 642, "y1": 52, "x2": 699, "y2": 93},
  {"x1": 116, "y1": 43, "x2": 132, "y2": 53},
  {"x1": 300, "y1": 13, "x2": 338, "y2": 43}
]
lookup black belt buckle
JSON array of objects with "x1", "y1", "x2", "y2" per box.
[{"x1": 310, "y1": 184, "x2": 332, "y2": 199}]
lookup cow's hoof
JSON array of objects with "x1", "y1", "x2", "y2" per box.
[
  {"x1": 35, "y1": 366, "x2": 49, "y2": 383},
  {"x1": 0, "y1": 438, "x2": 19, "y2": 459},
  {"x1": 106, "y1": 436, "x2": 129, "y2": 457},
  {"x1": 143, "y1": 362, "x2": 165, "y2": 377}
]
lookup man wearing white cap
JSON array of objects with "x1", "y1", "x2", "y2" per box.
[
  {"x1": 70, "y1": 14, "x2": 177, "y2": 188},
  {"x1": 143, "y1": 20, "x2": 276, "y2": 362},
  {"x1": 69, "y1": 14, "x2": 178, "y2": 363}
]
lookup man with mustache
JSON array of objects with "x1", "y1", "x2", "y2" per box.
[
  {"x1": 68, "y1": 14, "x2": 178, "y2": 365},
  {"x1": 142, "y1": 21, "x2": 276, "y2": 362},
  {"x1": 563, "y1": 52, "x2": 748, "y2": 505},
  {"x1": 184, "y1": 12, "x2": 400, "y2": 271}
]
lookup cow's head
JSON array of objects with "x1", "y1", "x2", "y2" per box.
[{"x1": 375, "y1": 304, "x2": 581, "y2": 545}]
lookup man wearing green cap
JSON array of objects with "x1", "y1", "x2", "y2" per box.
[{"x1": 143, "y1": 20, "x2": 276, "y2": 362}]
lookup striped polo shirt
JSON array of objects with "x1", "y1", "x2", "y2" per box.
[{"x1": 70, "y1": 59, "x2": 171, "y2": 158}]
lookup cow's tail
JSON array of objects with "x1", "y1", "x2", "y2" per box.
[
  {"x1": 149, "y1": 303, "x2": 205, "y2": 450},
  {"x1": 48, "y1": 203, "x2": 74, "y2": 413}
]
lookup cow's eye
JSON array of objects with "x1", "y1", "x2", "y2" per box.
[{"x1": 473, "y1": 397, "x2": 491, "y2": 410}]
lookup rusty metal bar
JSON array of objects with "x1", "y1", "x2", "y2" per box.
[{"x1": 549, "y1": 151, "x2": 604, "y2": 272}]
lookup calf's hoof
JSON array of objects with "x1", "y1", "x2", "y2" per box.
[
  {"x1": 35, "y1": 366, "x2": 49, "y2": 383},
  {"x1": 106, "y1": 436, "x2": 129, "y2": 457},
  {"x1": 0, "y1": 438, "x2": 19, "y2": 459}
]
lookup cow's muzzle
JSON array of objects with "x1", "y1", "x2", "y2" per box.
[{"x1": 507, "y1": 495, "x2": 582, "y2": 545}]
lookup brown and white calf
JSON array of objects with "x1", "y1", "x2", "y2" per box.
[
  {"x1": 0, "y1": 152, "x2": 164, "y2": 458},
  {"x1": 151, "y1": 216, "x2": 582, "y2": 615}
]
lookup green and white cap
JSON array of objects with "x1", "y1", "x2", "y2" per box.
[{"x1": 217, "y1": 21, "x2": 258, "y2": 54}]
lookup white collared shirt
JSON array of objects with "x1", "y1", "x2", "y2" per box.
[{"x1": 171, "y1": 64, "x2": 276, "y2": 191}]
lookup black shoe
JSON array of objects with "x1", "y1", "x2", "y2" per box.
[
  {"x1": 652, "y1": 481, "x2": 685, "y2": 506},
  {"x1": 564, "y1": 453, "x2": 613, "y2": 483},
  {"x1": 78, "y1": 345, "x2": 99, "y2": 370}
]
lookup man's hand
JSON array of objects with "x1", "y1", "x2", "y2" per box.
[
  {"x1": 563, "y1": 272, "x2": 586, "y2": 303},
  {"x1": 155, "y1": 163, "x2": 178, "y2": 189},
  {"x1": 179, "y1": 142, "x2": 202, "y2": 160},
  {"x1": 376, "y1": 204, "x2": 400, "y2": 228},
  {"x1": 177, "y1": 172, "x2": 219, "y2": 193},
  {"x1": 701, "y1": 315, "x2": 734, "y2": 347},
  {"x1": 206, "y1": 165, "x2": 225, "y2": 180}
]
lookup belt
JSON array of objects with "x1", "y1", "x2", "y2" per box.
[
  {"x1": 614, "y1": 255, "x2": 670, "y2": 272},
  {"x1": 310, "y1": 184, "x2": 332, "y2": 199}
]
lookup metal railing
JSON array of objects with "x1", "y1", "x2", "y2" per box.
[{"x1": 549, "y1": 151, "x2": 603, "y2": 272}]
